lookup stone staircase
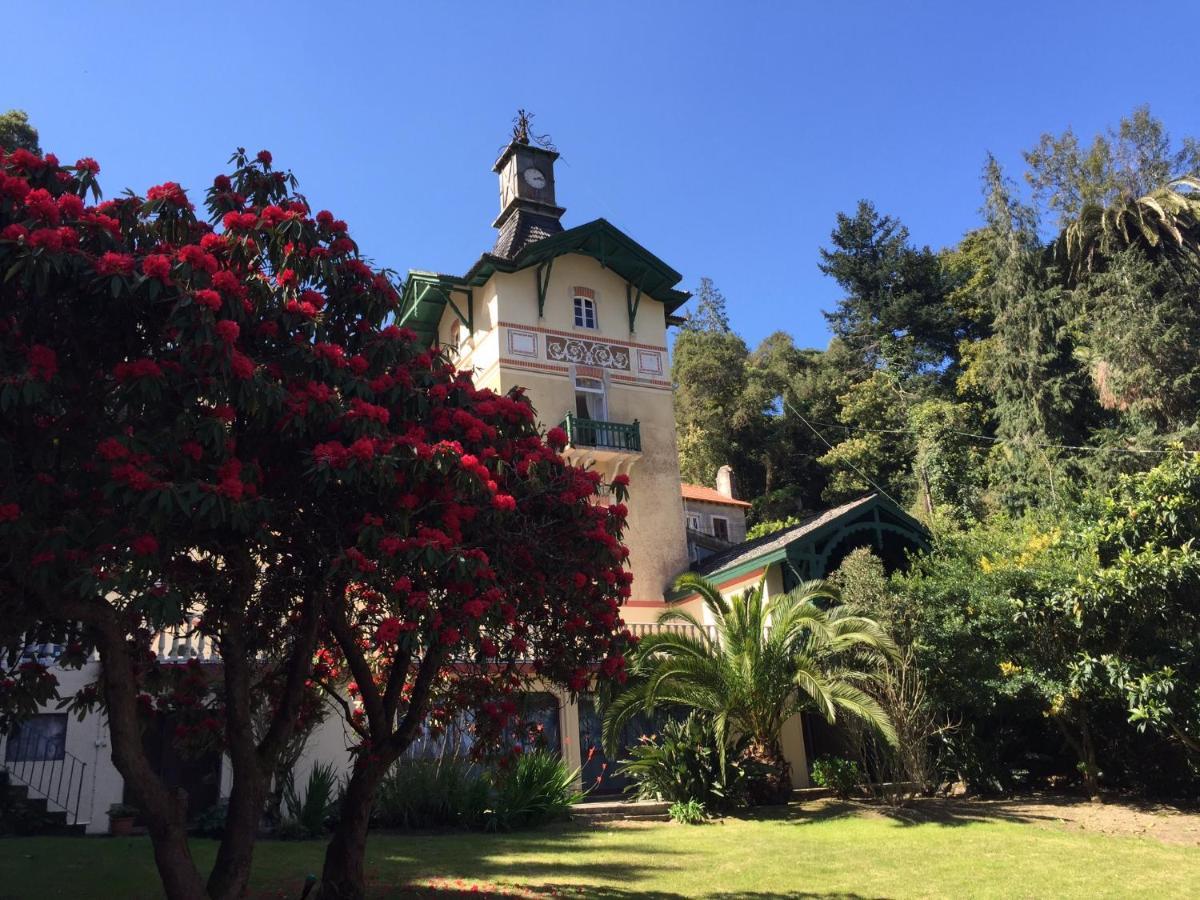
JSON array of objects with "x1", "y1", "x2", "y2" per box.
[
  {"x1": 571, "y1": 787, "x2": 837, "y2": 825},
  {"x1": 0, "y1": 769, "x2": 87, "y2": 836},
  {"x1": 571, "y1": 798, "x2": 672, "y2": 823}
]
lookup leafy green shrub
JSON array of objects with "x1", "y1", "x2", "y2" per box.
[
  {"x1": 619, "y1": 713, "x2": 752, "y2": 810},
  {"x1": 280, "y1": 760, "x2": 341, "y2": 838},
  {"x1": 668, "y1": 799, "x2": 707, "y2": 824},
  {"x1": 373, "y1": 757, "x2": 489, "y2": 830},
  {"x1": 810, "y1": 757, "x2": 862, "y2": 799},
  {"x1": 486, "y1": 750, "x2": 584, "y2": 832},
  {"x1": 189, "y1": 801, "x2": 228, "y2": 838}
]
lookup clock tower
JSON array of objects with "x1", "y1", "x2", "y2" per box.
[{"x1": 491, "y1": 138, "x2": 566, "y2": 259}]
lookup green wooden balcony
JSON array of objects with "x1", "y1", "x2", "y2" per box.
[{"x1": 560, "y1": 413, "x2": 642, "y2": 453}]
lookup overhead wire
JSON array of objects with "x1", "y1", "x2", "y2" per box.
[{"x1": 780, "y1": 402, "x2": 1199, "y2": 457}]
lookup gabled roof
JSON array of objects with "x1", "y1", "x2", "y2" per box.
[
  {"x1": 685, "y1": 493, "x2": 929, "y2": 586},
  {"x1": 398, "y1": 218, "x2": 691, "y2": 347},
  {"x1": 465, "y1": 218, "x2": 690, "y2": 312},
  {"x1": 681, "y1": 483, "x2": 752, "y2": 509}
]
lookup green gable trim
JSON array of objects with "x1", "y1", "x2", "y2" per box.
[
  {"x1": 402, "y1": 219, "x2": 690, "y2": 348},
  {"x1": 682, "y1": 493, "x2": 929, "y2": 591},
  {"x1": 664, "y1": 548, "x2": 791, "y2": 602},
  {"x1": 485, "y1": 218, "x2": 689, "y2": 313},
  {"x1": 398, "y1": 271, "x2": 473, "y2": 347}
]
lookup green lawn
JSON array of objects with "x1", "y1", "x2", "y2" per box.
[{"x1": 2, "y1": 802, "x2": 1198, "y2": 899}]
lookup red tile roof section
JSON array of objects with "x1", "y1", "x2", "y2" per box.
[{"x1": 680, "y1": 483, "x2": 752, "y2": 508}]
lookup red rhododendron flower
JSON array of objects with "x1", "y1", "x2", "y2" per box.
[
  {"x1": 97, "y1": 438, "x2": 129, "y2": 461},
  {"x1": 256, "y1": 150, "x2": 273, "y2": 166},
  {"x1": 27, "y1": 344, "x2": 57, "y2": 381},
  {"x1": 546, "y1": 426, "x2": 568, "y2": 449},
  {"x1": 221, "y1": 211, "x2": 258, "y2": 231},
  {"x1": 113, "y1": 358, "x2": 164, "y2": 382},
  {"x1": 74, "y1": 157, "x2": 100, "y2": 174},
  {"x1": 177, "y1": 244, "x2": 218, "y2": 274},
  {"x1": 142, "y1": 254, "x2": 171, "y2": 280},
  {"x1": 131, "y1": 534, "x2": 159, "y2": 556},
  {"x1": 285, "y1": 299, "x2": 317, "y2": 318},
  {"x1": 1, "y1": 223, "x2": 28, "y2": 241},
  {"x1": 57, "y1": 193, "x2": 84, "y2": 219},
  {"x1": 348, "y1": 437, "x2": 376, "y2": 462},
  {"x1": 612, "y1": 473, "x2": 631, "y2": 487},
  {"x1": 230, "y1": 351, "x2": 254, "y2": 380},
  {"x1": 211, "y1": 269, "x2": 241, "y2": 294},
  {"x1": 193, "y1": 289, "x2": 222, "y2": 312},
  {"x1": 28, "y1": 228, "x2": 64, "y2": 252},
  {"x1": 96, "y1": 252, "x2": 136, "y2": 276},
  {"x1": 492, "y1": 494, "x2": 517, "y2": 511},
  {"x1": 0, "y1": 503, "x2": 20, "y2": 523},
  {"x1": 215, "y1": 320, "x2": 240, "y2": 345},
  {"x1": 180, "y1": 441, "x2": 203, "y2": 462},
  {"x1": 146, "y1": 181, "x2": 190, "y2": 206},
  {"x1": 23, "y1": 188, "x2": 60, "y2": 224},
  {"x1": 376, "y1": 617, "x2": 401, "y2": 645}
]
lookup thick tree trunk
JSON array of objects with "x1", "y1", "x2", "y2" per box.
[
  {"x1": 94, "y1": 621, "x2": 208, "y2": 900},
  {"x1": 206, "y1": 768, "x2": 266, "y2": 900},
  {"x1": 745, "y1": 738, "x2": 792, "y2": 805},
  {"x1": 317, "y1": 757, "x2": 390, "y2": 900},
  {"x1": 207, "y1": 597, "x2": 267, "y2": 900},
  {"x1": 208, "y1": 565, "x2": 323, "y2": 899},
  {"x1": 1053, "y1": 711, "x2": 1101, "y2": 799},
  {"x1": 317, "y1": 616, "x2": 441, "y2": 899}
]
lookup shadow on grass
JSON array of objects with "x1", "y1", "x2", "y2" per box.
[
  {"x1": 250, "y1": 826, "x2": 890, "y2": 900},
  {"x1": 728, "y1": 791, "x2": 1189, "y2": 831},
  {"x1": 253, "y1": 881, "x2": 885, "y2": 900}
]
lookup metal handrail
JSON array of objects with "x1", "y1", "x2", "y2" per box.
[
  {"x1": 3, "y1": 731, "x2": 89, "y2": 825},
  {"x1": 560, "y1": 413, "x2": 641, "y2": 452}
]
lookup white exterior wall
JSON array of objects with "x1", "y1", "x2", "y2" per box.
[
  {"x1": 1, "y1": 660, "x2": 125, "y2": 833},
  {"x1": 682, "y1": 497, "x2": 749, "y2": 544}
]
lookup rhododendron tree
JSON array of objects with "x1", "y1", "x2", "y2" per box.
[{"x1": 0, "y1": 147, "x2": 634, "y2": 900}]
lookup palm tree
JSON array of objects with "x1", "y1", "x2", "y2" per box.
[
  {"x1": 603, "y1": 573, "x2": 898, "y2": 803},
  {"x1": 1057, "y1": 175, "x2": 1200, "y2": 279}
]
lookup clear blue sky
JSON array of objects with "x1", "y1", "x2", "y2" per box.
[{"x1": 7, "y1": 1, "x2": 1195, "y2": 350}]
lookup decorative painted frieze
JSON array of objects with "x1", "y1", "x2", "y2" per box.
[{"x1": 545, "y1": 335, "x2": 630, "y2": 371}]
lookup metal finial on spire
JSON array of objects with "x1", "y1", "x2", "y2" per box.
[{"x1": 510, "y1": 109, "x2": 557, "y2": 151}]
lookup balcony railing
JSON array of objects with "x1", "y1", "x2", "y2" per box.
[
  {"x1": 560, "y1": 413, "x2": 641, "y2": 452},
  {"x1": 627, "y1": 622, "x2": 716, "y2": 643}
]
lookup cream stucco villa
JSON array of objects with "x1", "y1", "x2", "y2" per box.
[{"x1": 1, "y1": 130, "x2": 927, "y2": 832}]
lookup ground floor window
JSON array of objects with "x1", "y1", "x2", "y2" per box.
[
  {"x1": 4, "y1": 713, "x2": 67, "y2": 762},
  {"x1": 401, "y1": 692, "x2": 563, "y2": 761}
]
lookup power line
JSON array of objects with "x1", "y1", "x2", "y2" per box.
[
  {"x1": 786, "y1": 412, "x2": 1199, "y2": 457},
  {"x1": 780, "y1": 397, "x2": 907, "y2": 509}
]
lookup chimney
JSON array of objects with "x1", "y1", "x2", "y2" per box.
[{"x1": 715, "y1": 465, "x2": 736, "y2": 500}]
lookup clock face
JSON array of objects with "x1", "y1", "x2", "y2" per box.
[{"x1": 523, "y1": 167, "x2": 547, "y2": 189}]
